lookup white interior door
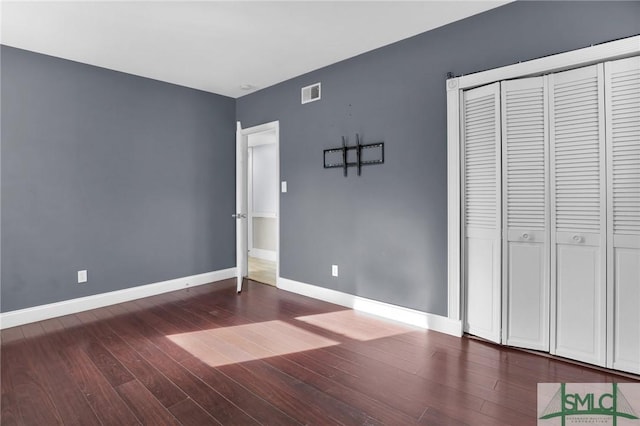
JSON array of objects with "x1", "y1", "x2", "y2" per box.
[
  {"x1": 605, "y1": 56, "x2": 640, "y2": 374},
  {"x1": 463, "y1": 82, "x2": 502, "y2": 343},
  {"x1": 501, "y1": 76, "x2": 550, "y2": 351},
  {"x1": 235, "y1": 122, "x2": 248, "y2": 293},
  {"x1": 550, "y1": 64, "x2": 607, "y2": 366}
]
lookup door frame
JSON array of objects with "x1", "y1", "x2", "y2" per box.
[
  {"x1": 446, "y1": 35, "x2": 640, "y2": 329},
  {"x1": 236, "y1": 120, "x2": 280, "y2": 291}
]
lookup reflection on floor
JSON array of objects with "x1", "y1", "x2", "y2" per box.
[{"x1": 248, "y1": 256, "x2": 276, "y2": 286}]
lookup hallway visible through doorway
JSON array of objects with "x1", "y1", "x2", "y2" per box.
[{"x1": 248, "y1": 256, "x2": 276, "y2": 286}]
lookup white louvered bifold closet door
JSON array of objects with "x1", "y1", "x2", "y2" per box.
[
  {"x1": 462, "y1": 82, "x2": 502, "y2": 343},
  {"x1": 549, "y1": 64, "x2": 607, "y2": 367},
  {"x1": 501, "y1": 76, "x2": 550, "y2": 351},
  {"x1": 605, "y1": 56, "x2": 640, "y2": 375}
]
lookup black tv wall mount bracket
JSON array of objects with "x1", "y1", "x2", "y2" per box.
[{"x1": 323, "y1": 134, "x2": 384, "y2": 177}]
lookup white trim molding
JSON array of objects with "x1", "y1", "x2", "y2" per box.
[
  {"x1": 446, "y1": 35, "x2": 640, "y2": 328},
  {"x1": 455, "y1": 35, "x2": 640, "y2": 91},
  {"x1": 446, "y1": 78, "x2": 461, "y2": 321},
  {"x1": 0, "y1": 268, "x2": 236, "y2": 329},
  {"x1": 278, "y1": 277, "x2": 463, "y2": 337}
]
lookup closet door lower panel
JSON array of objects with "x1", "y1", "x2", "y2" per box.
[
  {"x1": 505, "y1": 230, "x2": 548, "y2": 350},
  {"x1": 555, "y1": 232, "x2": 604, "y2": 364},
  {"x1": 465, "y1": 229, "x2": 502, "y2": 342},
  {"x1": 613, "y1": 239, "x2": 640, "y2": 374}
]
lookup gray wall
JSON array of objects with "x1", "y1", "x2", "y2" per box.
[
  {"x1": 1, "y1": 46, "x2": 236, "y2": 312},
  {"x1": 236, "y1": 1, "x2": 640, "y2": 316}
]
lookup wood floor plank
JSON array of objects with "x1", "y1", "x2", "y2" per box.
[
  {"x1": 133, "y1": 341, "x2": 259, "y2": 425},
  {"x1": 181, "y1": 357, "x2": 301, "y2": 426},
  {"x1": 198, "y1": 289, "x2": 484, "y2": 420},
  {"x1": 480, "y1": 399, "x2": 537, "y2": 426},
  {"x1": 149, "y1": 298, "x2": 365, "y2": 425},
  {"x1": 103, "y1": 313, "x2": 261, "y2": 425},
  {"x1": 264, "y1": 354, "x2": 418, "y2": 425},
  {"x1": 57, "y1": 312, "x2": 84, "y2": 330},
  {"x1": 84, "y1": 338, "x2": 136, "y2": 386},
  {"x1": 215, "y1": 286, "x2": 540, "y2": 422},
  {"x1": 63, "y1": 347, "x2": 141, "y2": 424},
  {"x1": 324, "y1": 340, "x2": 534, "y2": 417},
  {"x1": 83, "y1": 316, "x2": 189, "y2": 408},
  {"x1": 154, "y1": 295, "x2": 384, "y2": 425},
  {"x1": 0, "y1": 327, "x2": 24, "y2": 345},
  {"x1": 20, "y1": 322, "x2": 46, "y2": 340},
  {"x1": 114, "y1": 308, "x2": 196, "y2": 363},
  {"x1": 219, "y1": 359, "x2": 376, "y2": 425},
  {"x1": 22, "y1": 329, "x2": 102, "y2": 426},
  {"x1": 51, "y1": 325, "x2": 142, "y2": 425},
  {"x1": 115, "y1": 380, "x2": 181, "y2": 426},
  {"x1": 167, "y1": 398, "x2": 221, "y2": 426},
  {"x1": 3, "y1": 340, "x2": 64, "y2": 425},
  {"x1": 170, "y1": 306, "x2": 396, "y2": 424},
  {"x1": 1, "y1": 343, "x2": 24, "y2": 426},
  {"x1": 3, "y1": 280, "x2": 639, "y2": 426},
  {"x1": 417, "y1": 406, "x2": 471, "y2": 426},
  {"x1": 39, "y1": 317, "x2": 66, "y2": 334},
  {"x1": 126, "y1": 307, "x2": 336, "y2": 423}
]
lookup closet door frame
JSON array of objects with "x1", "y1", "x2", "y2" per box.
[{"x1": 446, "y1": 35, "x2": 639, "y2": 328}]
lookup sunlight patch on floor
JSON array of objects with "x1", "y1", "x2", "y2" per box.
[
  {"x1": 167, "y1": 320, "x2": 339, "y2": 367},
  {"x1": 295, "y1": 310, "x2": 410, "y2": 341}
]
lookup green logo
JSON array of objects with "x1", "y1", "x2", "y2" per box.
[{"x1": 539, "y1": 383, "x2": 639, "y2": 425}]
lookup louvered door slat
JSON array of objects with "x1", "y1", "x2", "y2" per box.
[
  {"x1": 550, "y1": 64, "x2": 606, "y2": 367},
  {"x1": 501, "y1": 76, "x2": 549, "y2": 351},
  {"x1": 464, "y1": 89, "x2": 499, "y2": 230},
  {"x1": 463, "y1": 82, "x2": 502, "y2": 343},
  {"x1": 552, "y1": 72, "x2": 601, "y2": 232},
  {"x1": 606, "y1": 56, "x2": 640, "y2": 374}
]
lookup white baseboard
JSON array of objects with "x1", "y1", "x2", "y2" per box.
[
  {"x1": 249, "y1": 248, "x2": 277, "y2": 262},
  {"x1": 277, "y1": 277, "x2": 463, "y2": 337},
  {"x1": 0, "y1": 268, "x2": 237, "y2": 329}
]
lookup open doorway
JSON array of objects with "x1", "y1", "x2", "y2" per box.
[
  {"x1": 235, "y1": 121, "x2": 280, "y2": 292},
  {"x1": 247, "y1": 130, "x2": 277, "y2": 286}
]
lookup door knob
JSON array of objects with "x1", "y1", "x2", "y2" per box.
[
  {"x1": 232, "y1": 213, "x2": 247, "y2": 219},
  {"x1": 522, "y1": 233, "x2": 530, "y2": 240},
  {"x1": 572, "y1": 234, "x2": 582, "y2": 243}
]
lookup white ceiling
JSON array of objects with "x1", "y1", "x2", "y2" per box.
[{"x1": 1, "y1": 1, "x2": 508, "y2": 98}]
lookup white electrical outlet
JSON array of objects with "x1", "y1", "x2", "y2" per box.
[
  {"x1": 281, "y1": 181, "x2": 288, "y2": 193},
  {"x1": 77, "y1": 270, "x2": 88, "y2": 284},
  {"x1": 331, "y1": 265, "x2": 338, "y2": 277}
]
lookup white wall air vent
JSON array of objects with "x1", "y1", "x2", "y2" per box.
[{"x1": 301, "y1": 82, "x2": 321, "y2": 104}]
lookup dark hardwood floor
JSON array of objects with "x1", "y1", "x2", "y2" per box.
[{"x1": 1, "y1": 279, "x2": 637, "y2": 425}]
